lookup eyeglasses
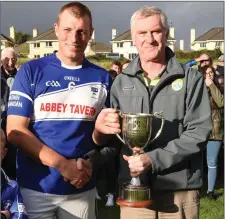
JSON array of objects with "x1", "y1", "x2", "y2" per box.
[{"x1": 200, "y1": 60, "x2": 210, "y2": 63}]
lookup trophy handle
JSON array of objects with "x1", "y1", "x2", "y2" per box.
[
  {"x1": 148, "y1": 111, "x2": 165, "y2": 145},
  {"x1": 115, "y1": 109, "x2": 126, "y2": 145},
  {"x1": 116, "y1": 133, "x2": 125, "y2": 145}
]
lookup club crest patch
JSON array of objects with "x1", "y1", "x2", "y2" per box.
[{"x1": 171, "y1": 79, "x2": 183, "y2": 91}]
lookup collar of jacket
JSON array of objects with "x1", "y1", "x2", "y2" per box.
[
  {"x1": 1, "y1": 65, "x2": 17, "y2": 78},
  {"x1": 122, "y1": 47, "x2": 185, "y2": 80}
]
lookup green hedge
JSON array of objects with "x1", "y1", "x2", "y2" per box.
[{"x1": 175, "y1": 48, "x2": 222, "y2": 60}]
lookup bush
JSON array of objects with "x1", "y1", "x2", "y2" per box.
[{"x1": 175, "y1": 48, "x2": 223, "y2": 60}]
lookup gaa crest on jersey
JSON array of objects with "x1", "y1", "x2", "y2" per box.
[
  {"x1": 91, "y1": 86, "x2": 99, "y2": 99},
  {"x1": 171, "y1": 79, "x2": 184, "y2": 91}
]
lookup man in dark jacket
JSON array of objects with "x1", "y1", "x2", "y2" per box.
[
  {"x1": 91, "y1": 5, "x2": 212, "y2": 219},
  {"x1": 1, "y1": 47, "x2": 18, "y2": 180}
]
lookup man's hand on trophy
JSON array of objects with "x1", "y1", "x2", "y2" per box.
[
  {"x1": 123, "y1": 154, "x2": 152, "y2": 177},
  {"x1": 95, "y1": 108, "x2": 121, "y2": 134},
  {"x1": 59, "y1": 159, "x2": 91, "y2": 188},
  {"x1": 92, "y1": 108, "x2": 121, "y2": 145}
]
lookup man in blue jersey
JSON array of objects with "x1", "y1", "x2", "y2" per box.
[{"x1": 6, "y1": 2, "x2": 113, "y2": 219}]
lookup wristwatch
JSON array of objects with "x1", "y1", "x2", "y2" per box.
[{"x1": 1, "y1": 212, "x2": 7, "y2": 219}]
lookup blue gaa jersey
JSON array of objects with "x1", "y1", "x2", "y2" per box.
[{"x1": 7, "y1": 52, "x2": 111, "y2": 195}]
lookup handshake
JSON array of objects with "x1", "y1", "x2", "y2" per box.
[{"x1": 58, "y1": 158, "x2": 93, "y2": 189}]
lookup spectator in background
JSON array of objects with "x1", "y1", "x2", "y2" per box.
[
  {"x1": 1, "y1": 47, "x2": 18, "y2": 180},
  {"x1": 110, "y1": 60, "x2": 122, "y2": 75},
  {"x1": 185, "y1": 53, "x2": 212, "y2": 72},
  {"x1": 1, "y1": 129, "x2": 29, "y2": 219},
  {"x1": 108, "y1": 69, "x2": 117, "y2": 80},
  {"x1": 1, "y1": 47, "x2": 18, "y2": 116},
  {"x1": 122, "y1": 60, "x2": 131, "y2": 71},
  {"x1": 202, "y1": 65, "x2": 224, "y2": 200}
]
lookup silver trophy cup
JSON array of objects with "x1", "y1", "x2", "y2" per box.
[{"x1": 116, "y1": 111, "x2": 164, "y2": 208}]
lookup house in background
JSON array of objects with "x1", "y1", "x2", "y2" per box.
[
  {"x1": 110, "y1": 26, "x2": 176, "y2": 60},
  {"x1": 190, "y1": 27, "x2": 224, "y2": 53},
  {"x1": 26, "y1": 27, "x2": 111, "y2": 59},
  {"x1": 1, "y1": 26, "x2": 15, "y2": 50}
]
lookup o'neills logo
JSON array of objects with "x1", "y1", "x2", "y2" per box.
[{"x1": 40, "y1": 102, "x2": 96, "y2": 116}]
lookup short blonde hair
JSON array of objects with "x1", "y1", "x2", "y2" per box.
[{"x1": 131, "y1": 6, "x2": 169, "y2": 33}]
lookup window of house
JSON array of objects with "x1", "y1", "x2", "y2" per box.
[
  {"x1": 46, "y1": 42, "x2": 53, "y2": 47},
  {"x1": 116, "y1": 42, "x2": 123, "y2": 48},
  {"x1": 120, "y1": 54, "x2": 124, "y2": 58},
  {"x1": 129, "y1": 53, "x2": 137, "y2": 60},
  {"x1": 215, "y1": 42, "x2": 222, "y2": 47},
  {"x1": 200, "y1": 43, "x2": 206, "y2": 48},
  {"x1": 34, "y1": 43, "x2": 40, "y2": 48},
  {"x1": 130, "y1": 41, "x2": 134, "y2": 47}
]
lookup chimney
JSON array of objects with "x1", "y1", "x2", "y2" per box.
[
  {"x1": 180, "y1": 40, "x2": 184, "y2": 51},
  {"x1": 9, "y1": 25, "x2": 15, "y2": 40},
  {"x1": 33, "y1": 28, "x2": 38, "y2": 38},
  {"x1": 190, "y1": 28, "x2": 195, "y2": 49},
  {"x1": 169, "y1": 26, "x2": 175, "y2": 39},
  {"x1": 112, "y1": 28, "x2": 117, "y2": 40},
  {"x1": 91, "y1": 29, "x2": 95, "y2": 40}
]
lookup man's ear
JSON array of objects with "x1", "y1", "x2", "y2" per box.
[
  {"x1": 90, "y1": 28, "x2": 94, "y2": 39},
  {"x1": 54, "y1": 23, "x2": 59, "y2": 38},
  {"x1": 131, "y1": 31, "x2": 135, "y2": 46}
]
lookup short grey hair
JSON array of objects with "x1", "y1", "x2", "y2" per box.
[
  {"x1": 1, "y1": 47, "x2": 18, "y2": 60},
  {"x1": 131, "y1": 6, "x2": 169, "y2": 33}
]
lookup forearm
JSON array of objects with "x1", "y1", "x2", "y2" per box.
[
  {"x1": 7, "y1": 127, "x2": 67, "y2": 170},
  {"x1": 209, "y1": 83, "x2": 224, "y2": 107},
  {"x1": 92, "y1": 129, "x2": 110, "y2": 146},
  {"x1": 185, "y1": 60, "x2": 197, "y2": 67}
]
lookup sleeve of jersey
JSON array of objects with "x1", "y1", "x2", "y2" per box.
[{"x1": 7, "y1": 64, "x2": 33, "y2": 118}]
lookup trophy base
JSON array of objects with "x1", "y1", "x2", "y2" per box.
[
  {"x1": 117, "y1": 183, "x2": 152, "y2": 208},
  {"x1": 116, "y1": 198, "x2": 152, "y2": 208}
]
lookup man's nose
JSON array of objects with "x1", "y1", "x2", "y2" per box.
[
  {"x1": 8, "y1": 59, "x2": 13, "y2": 66},
  {"x1": 70, "y1": 31, "x2": 79, "y2": 42},
  {"x1": 146, "y1": 32, "x2": 154, "y2": 43}
]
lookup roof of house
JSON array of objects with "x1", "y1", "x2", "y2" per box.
[
  {"x1": 0, "y1": 34, "x2": 15, "y2": 43},
  {"x1": 111, "y1": 29, "x2": 175, "y2": 42},
  {"x1": 92, "y1": 42, "x2": 111, "y2": 53},
  {"x1": 195, "y1": 28, "x2": 224, "y2": 41},
  {"x1": 27, "y1": 27, "x2": 57, "y2": 42}
]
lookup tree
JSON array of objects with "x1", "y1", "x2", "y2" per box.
[{"x1": 15, "y1": 31, "x2": 31, "y2": 45}]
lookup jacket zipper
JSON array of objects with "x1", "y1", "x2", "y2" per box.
[{"x1": 135, "y1": 75, "x2": 151, "y2": 113}]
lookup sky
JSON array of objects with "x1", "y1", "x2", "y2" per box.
[{"x1": 1, "y1": 1, "x2": 224, "y2": 50}]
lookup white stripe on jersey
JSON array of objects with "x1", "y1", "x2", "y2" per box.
[
  {"x1": 10, "y1": 91, "x2": 33, "y2": 102},
  {"x1": 33, "y1": 84, "x2": 107, "y2": 122}
]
